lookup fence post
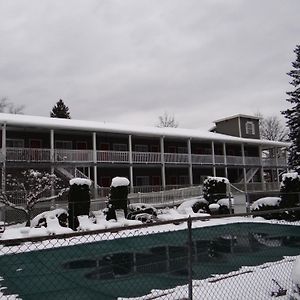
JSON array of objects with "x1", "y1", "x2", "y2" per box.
[{"x1": 187, "y1": 217, "x2": 193, "y2": 300}]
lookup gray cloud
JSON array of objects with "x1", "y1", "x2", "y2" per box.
[{"x1": 0, "y1": 0, "x2": 299, "y2": 130}]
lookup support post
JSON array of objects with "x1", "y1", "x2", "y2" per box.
[
  {"x1": 50, "y1": 129, "x2": 55, "y2": 207},
  {"x1": 223, "y1": 142, "x2": 228, "y2": 179},
  {"x1": 128, "y1": 135, "x2": 134, "y2": 193},
  {"x1": 211, "y1": 141, "x2": 216, "y2": 177},
  {"x1": 259, "y1": 145, "x2": 266, "y2": 191},
  {"x1": 92, "y1": 132, "x2": 98, "y2": 199},
  {"x1": 187, "y1": 138, "x2": 193, "y2": 186},
  {"x1": 1, "y1": 123, "x2": 6, "y2": 192},
  {"x1": 160, "y1": 136, "x2": 166, "y2": 190},
  {"x1": 187, "y1": 217, "x2": 193, "y2": 300},
  {"x1": 241, "y1": 144, "x2": 247, "y2": 192}
]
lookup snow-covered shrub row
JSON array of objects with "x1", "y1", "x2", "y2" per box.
[{"x1": 203, "y1": 177, "x2": 229, "y2": 204}]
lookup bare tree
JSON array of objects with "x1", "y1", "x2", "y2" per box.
[
  {"x1": 0, "y1": 97, "x2": 25, "y2": 114},
  {"x1": 256, "y1": 113, "x2": 289, "y2": 142},
  {"x1": 1, "y1": 170, "x2": 67, "y2": 226},
  {"x1": 157, "y1": 112, "x2": 179, "y2": 128}
]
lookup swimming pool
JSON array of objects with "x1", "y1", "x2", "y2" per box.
[{"x1": 1, "y1": 222, "x2": 300, "y2": 299}]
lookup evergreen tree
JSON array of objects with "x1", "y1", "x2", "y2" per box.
[
  {"x1": 50, "y1": 99, "x2": 71, "y2": 119},
  {"x1": 282, "y1": 45, "x2": 300, "y2": 169}
]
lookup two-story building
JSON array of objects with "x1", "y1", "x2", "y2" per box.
[{"x1": 0, "y1": 113, "x2": 289, "y2": 195}]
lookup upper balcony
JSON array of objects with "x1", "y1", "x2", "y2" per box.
[{"x1": 1, "y1": 147, "x2": 287, "y2": 168}]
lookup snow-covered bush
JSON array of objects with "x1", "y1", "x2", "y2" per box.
[
  {"x1": 250, "y1": 197, "x2": 282, "y2": 220},
  {"x1": 177, "y1": 197, "x2": 209, "y2": 214},
  {"x1": 31, "y1": 209, "x2": 68, "y2": 228},
  {"x1": 203, "y1": 177, "x2": 229, "y2": 204},
  {"x1": 68, "y1": 178, "x2": 91, "y2": 230},
  {"x1": 106, "y1": 177, "x2": 130, "y2": 221},
  {"x1": 127, "y1": 203, "x2": 157, "y2": 223},
  {"x1": 280, "y1": 172, "x2": 300, "y2": 208}
]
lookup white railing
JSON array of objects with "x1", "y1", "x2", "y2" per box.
[
  {"x1": 226, "y1": 155, "x2": 244, "y2": 165},
  {"x1": 3, "y1": 147, "x2": 286, "y2": 168},
  {"x1": 6, "y1": 147, "x2": 51, "y2": 162},
  {"x1": 132, "y1": 152, "x2": 161, "y2": 163},
  {"x1": 215, "y1": 155, "x2": 225, "y2": 164},
  {"x1": 128, "y1": 185, "x2": 203, "y2": 206},
  {"x1": 262, "y1": 158, "x2": 277, "y2": 167},
  {"x1": 55, "y1": 149, "x2": 93, "y2": 162},
  {"x1": 244, "y1": 156, "x2": 261, "y2": 166},
  {"x1": 164, "y1": 153, "x2": 189, "y2": 164},
  {"x1": 97, "y1": 150, "x2": 129, "y2": 163},
  {"x1": 191, "y1": 154, "x2": 212, "y2": 164}
]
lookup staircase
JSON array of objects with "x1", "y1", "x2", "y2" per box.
[
  {"x1": 239, "y1": 168, "x2": 259, "y2": 184},
  {"x1": 55, "y1": 167, "x2": 101, "y2": 190}
]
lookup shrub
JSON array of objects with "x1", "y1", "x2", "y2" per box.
[
  {"x1": 68, "y1": 178, "x2": 91, "y2": 230},
  {"x1": 203, "y1": 177, "x2": 229, "y2": 204},
  {"x1": 280, "y1": 172, "x2": 300, "y2": 208}
]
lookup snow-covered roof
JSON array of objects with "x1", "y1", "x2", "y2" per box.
[
  {"x1": 214, "y1": 114, "x2": 261, "y2": 123},
  {"x1": 0, "y1": 113, "x2": 288, "y2": 147}
]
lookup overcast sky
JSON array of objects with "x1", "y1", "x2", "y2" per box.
[{"x1": 0, "y1": 0, "x2": 299, "y2": 130}]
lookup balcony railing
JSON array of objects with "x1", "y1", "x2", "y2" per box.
[
  {"x1": 6, "y1": 148, "x2": 51, "y2": 162},
  {"x1": 3, "y1": 147, "x2": 286, "y2": 168}
]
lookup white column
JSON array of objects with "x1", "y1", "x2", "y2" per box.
[
  {"x1": 92, "y1": 132, "x2": 98, "y2": 198},
  {"x1": 160, "y1": 136, "x2": 166, "y2": 190},
  {"x1": 259, "y1": 145, "x2": 266, "y2": 191},
  {"x1": 211, "y1": 141, "x2": 216, "y2": 177},
  {"x1": 223, "y1": 142, "x2": 228, "y2": 178},
  {"x1": 274, "y1": 147, "x2": 280, "y2": 189},
  {"x1": 241, "y1": 143, "x2": 247, "y2": 192},
  {"x1": 187, "y1": 138, "x2": 193, "y2": 186},
  {"x1": 128, "y1": 135, "x2": 134, "y2": 193},
  {"x1": 1, "y1": 123, "x2": 6, "y2": 192},
  {"x1": 50, "y1": 129, "x2": 55, "y2": 205}
]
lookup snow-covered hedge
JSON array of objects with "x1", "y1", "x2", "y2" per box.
[
  {"x1": 250, "y1": 197, "x2": 282, "y2": 220},
  {"x1": 203, "y1": 177, "x2": 229, "y2": 204}
]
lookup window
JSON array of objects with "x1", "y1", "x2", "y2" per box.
[
  {"x1": 245, "y1": 121, "x2": 255, "y2": 135},
  {"x1": 55, "y1": 140, "x2": 72, "y2": 149},
  {"x1": 178, "y1": 147, "x2": 187, "y2": 154},
  {"x1": 113, "y1": 143, "x2": 127, "y2": 151},
  {"x1": 136, "y1": 176, "x2": 150, "y2": 186},
  {"x1": 29, "y1": 139, "x2": 42, "y2": 148},
  {"x1": 134, "y1": 144, "x2": 148, "y2": 152},
  {"x1": 76, "y1": 141, "x2": 87, "y2": 150},
  {"x1": 7, "y1": 139, "x2": 24, "y2": 148}
]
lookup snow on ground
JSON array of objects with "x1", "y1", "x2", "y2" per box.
[
  {"x1": 293, "y1": 257, "x2": 300, "y2": 285},
  {"x1": 118, "y1": 256, "x2": 299, "y2": 300},
  {"x1": 251, "y1": 197, "x2": 282, "y2": 210},
  {"x1": 217, "y1": 198, "x2": 235, "y2": 208}
]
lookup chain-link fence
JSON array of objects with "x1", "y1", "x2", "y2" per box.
[{"x1": 1, "y1": 208, "x2": 300, "y2": 300}]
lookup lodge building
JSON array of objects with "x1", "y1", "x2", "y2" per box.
[{"x1": 0, "y1": 113, "x2": 289, "y2": 194}]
